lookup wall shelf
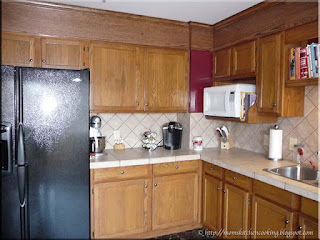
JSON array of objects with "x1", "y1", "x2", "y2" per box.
[{"x1": 285, "y1": 77, "x2": 318, "y2": 87}]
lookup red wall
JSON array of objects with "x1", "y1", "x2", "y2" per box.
[{"x1": 189, "y1": 50, "x2": 213, "y2": 113}]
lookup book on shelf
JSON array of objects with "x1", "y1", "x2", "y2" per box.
[{"x1": 288, "y1": 43, "x2": 319, "y2": 80}]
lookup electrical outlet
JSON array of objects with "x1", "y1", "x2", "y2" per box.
[
  {"x1": 263, "y1": 135, "x2": 269, "y2": 146},
  {"x1": 289, "y1": 138, "x2": 298, "y2": 150}
]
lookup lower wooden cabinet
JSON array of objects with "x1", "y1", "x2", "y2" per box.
[
  {"x1": 152, "y1": 173, "x2": 199, "y2": 230},
  {"x1": 202, "y1": 174, "x2": 223, "y2": 231},
  {"x1": 92, "y1": 179, "x2": 149, "y2": 238},
  {"x1": 251, "y1": 196, "x2": 294, "y2": 239},
  {"x1": 298, "y1": 215, "x2": 319, "y2": 239},
  {"x1": 223, "y1": 183, "x2": 249, "y2": 239}
]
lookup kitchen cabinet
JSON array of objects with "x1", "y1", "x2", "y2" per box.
[
  {"x1": 152, "y1": 173, "x2": 199, "y2": 230},
  {"x1": 144, "y1": 48, "x2": 189, "y2": 112},
  {"x1": 90, "y1": 42, "x2": 144, "y2": 112},
  {"x1": 214, "y1": 48, "x2": 232, "y2": 78},
  {"x1": 214, "y1": 41, "x2": 256, "y2": 80},
  {"x1": 41, "y1": 38, "x2": 89, "y2": 70},
  {"x1": 298, "y1": 215, "x2": 318, "y2": 239},
  {"x1": 223, "y1": 183, "x2": 249, "y2": 239},
  {"x1": 256, "y1": 33, "x2": 282, "y2": 115},
  {"x1": 92, "y1": 179, "x2": 149, "y2": 238},
  {"x1": 251, "y1": 196, "x2": 294, "y2": 239},
  {"x1": 1, "y1": 32, "x2": 38, "y2": 67},
  {"x1": 202, "y1": 174, "x2": 222, "y2": 231},
  {"x1": 232, "y1": 41, "x2": 256, "y2": 76}
]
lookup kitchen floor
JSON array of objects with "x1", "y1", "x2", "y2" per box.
[{"x1": 149, "y1": 229, "x2": 215, "y2": 240}]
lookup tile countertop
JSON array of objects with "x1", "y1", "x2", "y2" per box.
[{"x1": 90, "y1": 147, "x2": 319, "y2": 202}]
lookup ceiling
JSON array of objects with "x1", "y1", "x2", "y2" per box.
[{"x1": 44, "y1": 0, "x2": 264, "y2": 25}]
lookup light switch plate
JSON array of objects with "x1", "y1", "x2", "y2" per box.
[
  {"x1": 264, "y1": 135, "x2": 269, "y2": 146},
  {"x1": 289, "y1": 138, "x2": 298, "y2": 150}
]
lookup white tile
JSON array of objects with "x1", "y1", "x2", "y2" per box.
[
  {"x1": 119, "y1": 159, "x2": 149, "y2": 167},
  {"x1": 254, "y1": 172, "x2": 286, "y2": 189},
  {"x1": 125, "y1": 115, "x2": 140, "y2": 130},
  {"x1": 125, "y1": 132, "x2": 141, "y2": 148},
  {"x1": 149, "y1": 156, "x2": 175, "y2": 164},
  {"x1": 133, "y1": 113, "x2": 147, "y2": 122},
  {"x1": 117, "y1": 113, "x2": 131, "y2": 122},
  {"x1": 108, "y1": 114, "x2": 123, "y2": 130}
]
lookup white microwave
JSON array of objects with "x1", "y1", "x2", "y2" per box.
[{"x1": 203, "y1": 84, "x2": 256, "y2": 118}]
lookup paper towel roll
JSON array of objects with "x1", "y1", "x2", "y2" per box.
[{"x1": 268, "y1": 128, "x2": 283, "y2": 161}]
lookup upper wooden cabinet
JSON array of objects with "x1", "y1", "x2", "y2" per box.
[
  {"x1": 232, "y1": 41, "x2": 256, "y2": 75},
  {"x1": 214, "y1": 41, "x2": 256, "y2": 79},
  {"x1": 256, "y1": 33, "x2": 283, "y2": 115},
  {"x1": 90, "y1": 42, "x2": 144, "y2": 112},
  {"x1": 214, "y1": 48, "x2": 231, "y2": 78},
  {"x1": 41, "y1": 38, "x2": 89, "y2": 69},
  {"x1": 251, "y1": 196, "x2": 293, "y2": 239},
  {"x1": 152, "y1": 173, "x2": 199, "y2": 230},
  {"x1": 1, "y1": 32, "x2": 38, "y2": 67},
  {"x1": 144, "y1": 48, "x2": 189, "y2": 112}
]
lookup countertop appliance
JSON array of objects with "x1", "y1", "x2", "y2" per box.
[
  {"x1": 90, "y1": 115, "x2": 106, "y2": 153},
  {"x1": 162, "y1": 122, "x2": 183, "y2": 150},
  {"x1": 203, "y1": 84, "x2": 256, "y2": 118},
  {"x1": 1, "y1": 66, "x2": 90, "y2": 239}
]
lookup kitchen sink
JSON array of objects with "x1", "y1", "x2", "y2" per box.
[{"x1": 264, "y1": 165, "x2": 319, "y2": 187}]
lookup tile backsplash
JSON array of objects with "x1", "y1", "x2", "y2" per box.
[
  {"x1": 187, "y1": 86, "x2": 319, "y2": 164},
  {"x1": 95, "y1": 113, "x2": 177, "y2": 149}
]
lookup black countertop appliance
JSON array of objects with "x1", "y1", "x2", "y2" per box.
[{"x1": 162, "y1": 122, "x2": 183, "y2": 150}]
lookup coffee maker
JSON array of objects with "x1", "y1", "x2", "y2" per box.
[
  {"x1": 162, "y1": 122, "x2": 183, "y2": 150},
  {"x1": 90, "y1": 115, "x2": 106, "y2": 154}
]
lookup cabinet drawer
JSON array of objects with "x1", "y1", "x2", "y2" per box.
[
  {"x1": 153, "y1": 160, "x2": 199, "y2": 176},
  {"x1": 253, "y1": 180, "x2": 300, "y2": 210},
  {"x1": 301, "y1": 197, "x2": 318, "y2": 219},
  {"x1": 225, "y1": 170, "x2": 251, "y2": 191},
  {"x1": 203, "y1": 162, "x2": 223, "y2": 179},
  {"x1": 93, "y1": 165, "x2": 151, "y2": 183}
]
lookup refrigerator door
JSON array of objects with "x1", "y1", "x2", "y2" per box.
[
  {"x1": 1, "y1": 65, "x2": 20, "y2": 239},
  {"x1": 21, "y1": 68, "x2": 90, "y2": 239}
]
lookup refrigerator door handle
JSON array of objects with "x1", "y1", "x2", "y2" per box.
[
  {"x1": 17, "y1": 165, "x2": 26, "y2": 207},
  {"x1": 16, "y1": 123, "x2": 26, "y2": 166}
]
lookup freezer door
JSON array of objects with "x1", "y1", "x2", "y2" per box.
[{"x1": 21, "y1": 68, "x2": 90, "y2": 239}]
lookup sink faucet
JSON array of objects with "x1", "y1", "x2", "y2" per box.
[{"x1": 294, "y1": 145, "x2": 304, "y2": 165}]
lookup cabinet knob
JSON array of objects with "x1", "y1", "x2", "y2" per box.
[
  {"x1": 233, "y1": 176, "x2": 237, "y2": 180},
  {"x1": 175, "y1": 166, "x2": 179, "y2": 169},
  {"x1": 223, "y1": 190, "x2": 226, "y2": 193},
  {"x1": 144, "y1": 185, "x2": 148, "y2": 188},
  {"x1": 42, "y1": 59, "x2": 46, "y2": 63},
  {"x1": 154, "y1": 183, "x2": 157, "y2": 187},
  {"x1": 217, "y1": 187, "x2": 220, "y2": 190},
  {"x1": 136, "y1": 102, "x2": 139, "y2": 106},
  {"x1": 120, "y1": 170, "x2": 124, "y2": 174},
  {"x1": 29, "y1": 59, "x2": 33, "y2": 62},
  {"x1": 145, "y1": 103, "x2": 148, "y2": 106},
  {"x1": 272, "y1": 103, "x2": 277, "y2": 107},
  {"x1": 209, "y1": 167, "x2": 213, "y2": 170},
  {"x1": 298, "y1": 226, "x2": 302, "y2": 230},
  {"x1": 285, "y1": 220, "x2": 289, "y2": 224}
]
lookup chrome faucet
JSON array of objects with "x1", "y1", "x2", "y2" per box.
[{"x1": 294, "y1": 144, "x2": 304, "y2": 165}]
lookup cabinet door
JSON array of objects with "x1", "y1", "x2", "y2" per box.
[
  {"x1": 214, "y1": 48, "x2": 231, "y2": 78},
  {"x1": 256, "y1": 33, "x2": 283, "y2": 114},
  {"x1": 92, "y1": 179, "x2": 149, "y2": 238},
  {"x1": 202, "y1": 174, "x2": 222, "y2": 231},
  {"x1": 2, "y1": 32, "x2": 36, "y2": 67},
  {"x1": 298, "y1": 215, "x2": 319, "y2": 239},
  {"x1": 144, "y1": 48, "x2": 189, "y2": 112},
  {"x1": 90, "y1": 42, "x2": 144, "y2": 112},
  {"x1": 152, "y1": 173, "x2": 199, "y2": 230},
  {"x1": 232, "y1": 41, "x2": 256, "y2": 75},
  {"x1": 252, "y1": 196, "x2": 293, "y2": 239},
  {"x1": 223, "y1": 184, "x2": 249, "y2": 239},
  {"x1": 41, "y1": 38, "x2": 88, "y2": 70}
]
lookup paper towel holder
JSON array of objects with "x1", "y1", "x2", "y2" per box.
[{"x1": 268, "y1": 125, "x2": 283, "y2": 161}]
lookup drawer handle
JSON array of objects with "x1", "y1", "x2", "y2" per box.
[
  {"x1": 233, "y1": 176, "x2": 237, "y2": 180},
  {"x1": 285, "y1": 220, "x2": 289, "y2": 224},
  {"x1": 223, "y1": 190, "x2": 226, "y2": 193},
  {"x1": 136, "y1": 102, "x2": 139, "y2": 106},
  {"x1": 144, "y1": 185, "x2": 148, "y2": 188},
  {"x1": 298, "y1": 226, "x2": 302, "y2": 230},
  {"x1": 154, "y1": 183, "x2": 157, "y2": 187},
  {"x1": 42, "y1": 59, "x2": 46, "y2": 63},
  {"x1": 209, "y1": 167, "x2": 213, "y2": 170},
  {"x1": 175, "y1": 166, "x2": 179, "y2": 169},
  {"x1": 120, "y1": 170, "x2": 124, "y2": 174},
  {"x1": 29, "y1": 59, "x2": 33, "y2": 62},
  {"x1": 217, "y1": 187, "x2": 220, "y2": 190}
]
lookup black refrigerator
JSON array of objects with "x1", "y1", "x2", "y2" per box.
[{"x1": 1, "y1": 66, "x2": 90, "y2": 239}]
